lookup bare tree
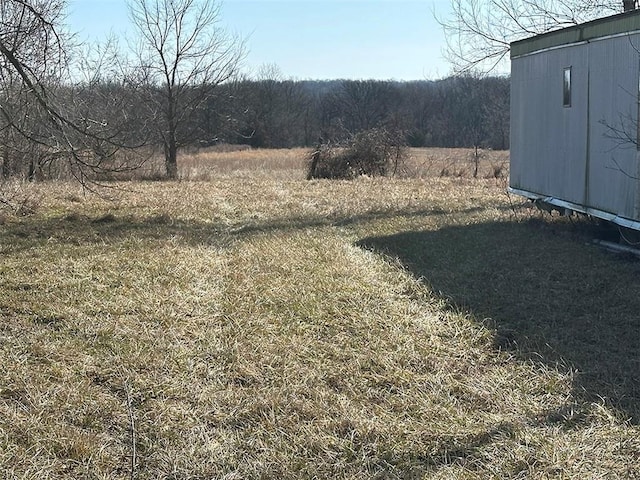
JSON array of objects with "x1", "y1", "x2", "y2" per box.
[
  {"x1": 0, "y1": 0, "x2": 67, "y2": 179},
  {"x1": 233, "y1": 64, "x2": 311, "y2": 148},
  {"x1": 333, "y1": 80, "x2": 397, "y2": 133},
  {"x1": 440, "y1": 0, "x2": 620, "y2": 74},
  {"x1": 0, "y1": 1, "x2": 148, "y2": 184},
  {"x1": 0, "y1": 0, "x2": 67, "y2": 105},
  {"x1": 128, "y1": 0, "x2": 245, "y2": 179}
]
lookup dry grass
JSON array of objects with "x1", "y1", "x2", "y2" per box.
[
  {"x1": 127, "y1": 146, "x2": 310, "y2": 181},
  {"x1": 0, "y1": 148, "x2": 638, "y2": 478},
  {"x1": 114, "y1": 145, "x2": 509, "y2": 182}
]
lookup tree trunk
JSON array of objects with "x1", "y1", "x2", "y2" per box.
[
  {"x1": 1, "y1": 142, "x2": 9, "y2": 179},
  {"x1": 473, "y1": 145, "x2": 479, "y2": 179},
  {"x1": 28, "y1": 157, "x2": 36, "y2": 182},
  {"x1": 164, "y1": 137, "x2": 178, "y2": 180}
]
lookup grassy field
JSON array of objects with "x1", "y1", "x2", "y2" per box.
[{"x1": 0, "y1": 147, "x2": 639, "y2": 479}]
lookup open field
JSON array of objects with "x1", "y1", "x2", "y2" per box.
[
  {"x1": 123, "y1": 146, "x2": 510, "y2": 182},
  {"x1": 0, "y1": 147, "x2": 639, "y2": 478}
]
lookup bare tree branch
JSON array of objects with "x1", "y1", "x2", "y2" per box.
[
  {"x1": 0, "y1": 0, "x2": 151, "y2": 184},
  {"x1": 439, "y1": 0, "x2": 619, "y2": 74}
]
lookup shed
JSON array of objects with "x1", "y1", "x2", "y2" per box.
[{"x1": 510, "y1": 10, "x2": 640, "y2": 230}]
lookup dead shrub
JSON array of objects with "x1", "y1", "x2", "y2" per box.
[
  {"x1": 486, "y1": 162, "x2": 506, "y2": 179},
  {"x1": 307, "y1": 128, "x2": 407, "y2": 180},
  {"x1": 0, "y1": 183, "x2": 41, "y2": 216}
]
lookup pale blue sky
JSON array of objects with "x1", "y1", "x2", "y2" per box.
[{"x1": 65, "y1": 0, "x2": 453, "y2": 80}]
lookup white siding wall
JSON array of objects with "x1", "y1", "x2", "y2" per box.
[
  {"x1": 511, "y1": 33, "x2": 640, "y2": 221},
  {"x1": 587, "y1": 35, "x2": 640, "y2": 219},
  {"x1": 511, "y1": 45, "x2": 589, "y2": 205}
]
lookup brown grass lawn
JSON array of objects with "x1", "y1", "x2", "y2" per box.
[{"x1": 0, "y1": 147, "x2": 638, "y2": 478}]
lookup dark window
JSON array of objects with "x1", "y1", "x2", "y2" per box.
[{"x1": 563, "y1": 67, "x2": 572, "y2": 107}]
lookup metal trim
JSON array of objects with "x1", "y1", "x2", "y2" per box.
[
  {"x1": 511, "y1": 31, "x2": 640, "y2": 59},
  {"x1": 511, "y1": 10, "x2": 640, "y2": 58},
  {"x1": 508, "y1": 187, "x2": 640, "y2": 231}
]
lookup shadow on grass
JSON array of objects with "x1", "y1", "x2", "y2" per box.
[
  {"x1": 0, "y1": 206, "x2": 482, "y2": 254},
  {"x1": 358, "y1": 220, "x2": 640, "y2": 423}
]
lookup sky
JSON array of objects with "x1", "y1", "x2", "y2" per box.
[{"x1": 65, "y1": 0, "x2": 454, "y2": 81}]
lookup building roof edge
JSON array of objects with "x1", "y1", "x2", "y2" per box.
[{"x1": 511, "y1": 10, "x2": 640, "y2": 58}]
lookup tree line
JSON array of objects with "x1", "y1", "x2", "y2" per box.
[
  {"x1": 222, "y1": 75, "x2": 510, "y2": 151},
  {"x1": 50, "y1": 74, "x2": 509, "y2": 158}
]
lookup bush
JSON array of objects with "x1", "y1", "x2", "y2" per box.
[{"x1": 307, "y1": 128, "x2": 407, "y2": 180}]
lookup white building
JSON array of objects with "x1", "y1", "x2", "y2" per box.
[{"x1": 510, "y1": 10, "x2": 640, "y2": 230}]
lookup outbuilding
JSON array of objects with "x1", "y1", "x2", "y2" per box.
[{"x1": 510, "y1": 10, "x2": 640, "y2": 230}]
